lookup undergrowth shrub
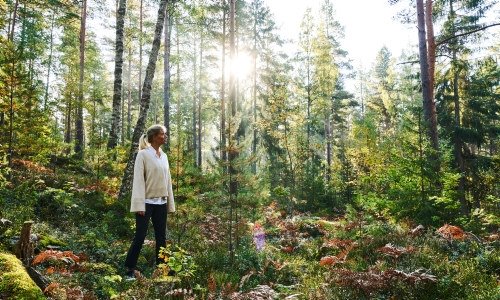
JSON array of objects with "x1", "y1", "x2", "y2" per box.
[{"x1": 35, "y1": 187, "x2": 74, "y2": 225}]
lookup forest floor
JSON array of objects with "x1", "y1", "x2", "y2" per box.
[{"x1": 0, "y1": 159, "x2": 498, "y2": 299}]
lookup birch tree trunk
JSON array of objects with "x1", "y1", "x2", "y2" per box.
[
  {"x1": 75, "y1": 0, "x2": 87, "y2": 158},
  {"x1": 119, "y1": 0, "x2": 169, "y2": 200},
  {"x1": 107, "y1": 0, "x2": 127, "y2": 149}
]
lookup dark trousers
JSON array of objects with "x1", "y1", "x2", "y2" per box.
[{"x1": 125, "y1": 203, "x2": 167, "y2": 269}]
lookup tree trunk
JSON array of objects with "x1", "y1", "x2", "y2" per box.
[
  {"x1": 64, "y1": 99, "x2": 72, "y2": 144},
  {"x1": 44, "y1": 12, "x2": 55, "y2": 111},
  {"x1": 163, "y1": 4, "x2": 171, "y2": 151},
  {"x1": 7, "y1": 0, "x2": 19, "y2": 168},
  {"x1": 228, "y1": 0, "x2": 237, "y2": 261},
  {"x1": 75, "y1": 0, "x2": 87, "y2": 158},
  {"x1": 15, "y1": 221, "x2": 34, "y2": 266},
  {"x1": 325, "y1": 114, "x2": 332, "y2": 182},
  {"x1": 9, "y1": 0, "x2": 18, "y2": 42},
  {"x1": 452, "y1": 57, "x2": 468, "y2": 214},
  {"x1": 175, "y1": 18, "x2": 181, "y2": 194},
  {"x1": 127, "y1": 44, "x2": 132, "y2": 140},
  {"x1": 284, "y1": 121, "x2": 296, "y2": 214},
  {"x1": 425, "y1": 0, "x2": 436, "y2": 102},
  {"x1": 251, "y1": 9, "x2": 257, "y2": 174},
  {"x1": 220, "y1": 0, "x2": 227, "y2": 164},
  {"x1": 107, "y1": 0, "x2": 127, "y2": 149},
  {"x1": 449, "y1": 0, "x2": 468, "y2": 215},
  {"x1": 192, "y1": 37, "x2": 198, "y2": 166},
  {"x1": 416, "y1": 0, "x2": 439, "y2": 167},
  {"x1": 91, "y1": 75, "x2": 96, "y2": 147},
  {"x1": 118, "y1": 0, "x2": 169, "y2": 200},
  {"x1": 197, "y1": 33, "x2": 203, "y2": 169},
  {"x1": 138, "y1": 0, "x2": 143, "y2": 110},
  {"x1": 121, "y1": 73, "x2": 126, "y2": 145}
]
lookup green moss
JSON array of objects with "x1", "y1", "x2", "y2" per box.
[
  {"x1": 39, "y1": 235, "x2": 67, "y2": 248},
  {"x1": 0, "y1": 252, "x2": 45, "y2": 300}
]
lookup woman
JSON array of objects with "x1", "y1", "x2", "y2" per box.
[{"x1": 124, "y1": 124, "x2": 175, "y2": 279}]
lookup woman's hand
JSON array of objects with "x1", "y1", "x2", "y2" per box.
[{"x1": 137, "y1": 211, "x2": 145, "y2": 216}]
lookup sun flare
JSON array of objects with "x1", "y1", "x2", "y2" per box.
[{"x1": 228, "y1": 51, "x2": 253, "y2": 80}]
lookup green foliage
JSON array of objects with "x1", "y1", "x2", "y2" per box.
[
  {"x1": 34, "y1": 187, "x2": 74, "y2": 226},
  {"x1": 39, "y1": 234, "x2": 68, "y2": 249},
  {"x1": 157, "y1": 244, "x2": 197, "y2": 281}
]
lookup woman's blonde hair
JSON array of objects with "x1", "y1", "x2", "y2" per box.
[{"x1": 139, "y1": 124, "x2": 167, "y2": 150}]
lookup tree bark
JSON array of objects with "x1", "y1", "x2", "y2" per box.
[
  {"x1": 220, "y1": 0, "x2": 227, "y2": 164},
  {"x1": 163, "y1": 3, "x2": 171, "y2": 151},
  {"x1": 138, "y1": 0, "x2": 143, "y2": 111},
  {"x1": 449, "y1": 0, "x2": 468, "y2": 215},
  {"x1": 228, "y1": 0, "x2": 237, "y2": 261},
  {"x1": 425, "y1": 0, "x2": 436, "y2": 102},
  {"x1": 127, "y1": 44, "x2": 132, "y2": 140},
  {"x1": 452, "y1": 56, "x2": 467, "y2": 214},
  {"x1": 417, "y1": 0, "x2": 439, "y2": 158},
  {"x1": 325, "y1": 114, "x2": 332, "y2": 182},
  {"x1": 64, "y1": 99, "x2": 72, "y2": 144},
  {"x1": 119, "y1": 0, "x2": 169, "y2": 200},
  {"x1": 197, "y1": 33, "x2": 203, "y2": 169},
  {"x1": 44, "y1": 12, "x2": 55, "y2": 111},
  {"x1": 9, "y1": 0, "x2": 18, "y2": 42},
  {"x1": 107, "y1": 0, "x2": 127, "y2": 149},
  {"x1": 15, "y1": 221, "x2": 34, "y2": 266},
  {"x1": 75, "y1": 0, "x2": 87, "y2": 158},
  {"x1": 192, "y1": 37, "x2": 198, "y2": 166},
  {"x1": 175, "y1": 18, "x2": 181, "y2": 194},
  {"x1": 7, "y1": 0, "x2": 19, "y2": 168},
  {"x1": 251, "y1": 6, "x2": 257, "y2": 174}
]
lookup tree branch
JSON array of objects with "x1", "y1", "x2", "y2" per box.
[{"x1": 436, "y1": 23, "x2": 500, "y2": 47}]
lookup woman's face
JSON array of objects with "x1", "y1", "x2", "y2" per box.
[{"x1": 153, "y1": 130, "x2": 166, "y2": 145}]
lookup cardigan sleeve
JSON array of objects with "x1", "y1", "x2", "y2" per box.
[
  {"x1": 130, "y1": 151, "x2": 146, "y2": 212},
  {"x1": 166, "y1": 156, "x2": 176, "y2": 213}
]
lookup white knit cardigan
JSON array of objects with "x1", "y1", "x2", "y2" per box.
[{"x1": 130, "y1": 147, "x2": 175, "y2": 213}]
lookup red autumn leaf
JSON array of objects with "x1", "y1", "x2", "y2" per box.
[
  {"x1": 320, "y1": 255, "x2": 344, "y2": 266},
  {"x1": 43, "y1": 282, "x2": 60, "y2": 294},
  {"x1": 280, "y1": 245, "x2": 294, "y2": 253},
  {"x1": 436, "y1": 224, "x2": 465, "y2": 240}
]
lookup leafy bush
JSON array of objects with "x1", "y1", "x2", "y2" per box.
[
  {"x1": 157, "y1": 244, "x2": 197, "y2": 280},
  {"x1": 34, "y1": 187, "x2": 74, "y2": 226}
]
